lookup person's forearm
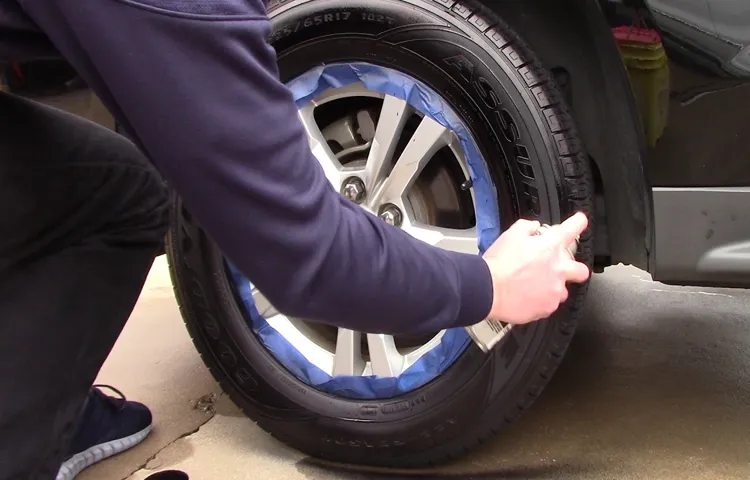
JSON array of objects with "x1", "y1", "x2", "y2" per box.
[
  {"x1": 212, "y1": 126, "x2": 495, "y2": 334},
  {"x1": 24, "y1": 0, "x2": 493, "y2": 334}
]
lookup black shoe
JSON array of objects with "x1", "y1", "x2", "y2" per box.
[
  {"x1": 145, "y1": 470, "x2": 189, "y2": 480},
  {"x1": 56, "y1": 385, "x2": 153, "y2": 480}
]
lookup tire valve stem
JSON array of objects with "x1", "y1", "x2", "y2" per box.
[{"x1": 460, "y1": 179, "x2": 473, "y2": 191}]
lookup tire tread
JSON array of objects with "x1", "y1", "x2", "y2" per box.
[
  {"x1": 171, "y1": 0, "x2": 595, "y2": 469},
  {"x1": 415, "y1": 0, "x2": 595, "y2": 467}
]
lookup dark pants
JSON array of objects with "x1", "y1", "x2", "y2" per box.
[{"x1": 0, "y1": 91, "x2": 168, "y2": 479}]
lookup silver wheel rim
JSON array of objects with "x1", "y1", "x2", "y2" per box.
[{"x1": 248, "y1": 81, "x2": 483, "y2": 379}]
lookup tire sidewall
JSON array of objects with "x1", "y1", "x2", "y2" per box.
[{"x1": 169, "y1": 0, "x2": 591, "y2": 465}]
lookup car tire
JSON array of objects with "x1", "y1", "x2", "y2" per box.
[{"x1": 166, "y1": 0, "x2": 594, "y2": 467}]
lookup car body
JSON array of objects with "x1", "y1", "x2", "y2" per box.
[
  {"x1": 7, "y1": 0, "x2": 748, "y2": 289},
  {"x1": 482, "y1": 0, "x2": 750, "y2": 289}
]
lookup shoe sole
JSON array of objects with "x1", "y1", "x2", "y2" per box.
[{"x1": 56, "y1": 424, "x2": 153, "y2": 480}]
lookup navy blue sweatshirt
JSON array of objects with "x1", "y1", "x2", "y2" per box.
[{"x1": 0, "y1": 0, "x2": 493, "y2": 335}]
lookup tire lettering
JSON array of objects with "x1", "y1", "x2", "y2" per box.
[
  {"x1": 303, "y1": 11, "x2": 351, "y2": 27},
  {"x1": 514, "y1": 145, "x2": 534, "y2": 181},
  {"x1": 381, "y1": 395, "x2": 426, "y2": 415},
  {"x1": 202, "y1": 313, "x2": 221, "y2": 340},
  {"x1": 414, "y1": 417, "x2": 457, "y2": 441},
  {"x1": 476, "y1": 76, "x2": 501, "y2": 110},
  {"x1": 270, "y1": 11, "x2": 352, "y2": 43},
  {"x1": 264, "y1": 360, "x2": 308, "y2": 396},
  {"x1": 277, "y1": 371, "x2": 308, "y2": 395},
  {"x1": 444, "y1": 54, "x2": 541, "y2": 217},
  {"x1": 303, "y1": 15, "x2": 319, "y2": 27},
  {"x1": 321, "y1": 436, "x2": 406, "y2": 448},
  {"x1": 175, "y1": 211, "x2": 296, "y2": 413},
  {"x1": 319, "y1": 417, "x2": 457, "y2": 449},
  {"x1": 187, "y1": 275, "x2": 226, "y2": 340},
  {"x1": 233, "y1": 368, "x2": 259, "y2": 390},
  {"x1": 361, "y1": 12, "x2": 395, "y2": 24},
  {"x1": 443, "y1": 54, "x2": 475, "y2": 83},
  {"x1": 359, "y1": 405, "x2": 379, "y2": 417},
  {"x1": 218, "y1": 341, "x2": 238, "y2": 367}
]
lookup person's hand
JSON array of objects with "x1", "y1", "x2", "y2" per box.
[{"x1": 482, "y1": 212, "x2": 590, "y2": 324}]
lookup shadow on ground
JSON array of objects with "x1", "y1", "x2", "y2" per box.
[
  {"x1": 290, "y1": 269, "x2": 750, "y2": 480},
  {"x1": 87, "y1": 262, "x2": 750, "y2": 480}
]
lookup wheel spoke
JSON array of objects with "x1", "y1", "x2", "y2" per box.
[
  {"x1": 251, "y1": 288, "x2": 281, "y2": 318},
  {"x1": 269, "y1": 85, "x2": 483, "y2": 385},
  {"x1": 332, "y1": 329, "x2": 365, "y2": 376},
  {"x1": 368, "y1": 115, "x2": 449, "y2": 208},
  {"x1": 363, "y1": 95, "x2": 411, "y2": 193},
  {"x1": 298, "y1": 104, "x2": 346, "y2": 189},
  {"x1": 366, "y1": 333, "x2": 405, "y2": 377},
  {"x1": 403, "y1": 224, "x2": 479, "y2": 255},
  {"x1": 310, "y1": 81, "x2": 380, "y2": 106}
]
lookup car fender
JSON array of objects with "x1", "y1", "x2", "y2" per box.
[{"x1": 480, "y1": 0, "x2": 654, "y2": 271}]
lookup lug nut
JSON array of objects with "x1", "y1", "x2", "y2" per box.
[
  {"x1": 379, "y1": 204, "x2": 403, "y2": 227},
  {"x1": 341, "y1": 177, "x2": 366, "y2": 204}
]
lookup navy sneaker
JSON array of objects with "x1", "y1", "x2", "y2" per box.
[{"x1": 56, "y1": 385, "x2": 153, "y2": 480}]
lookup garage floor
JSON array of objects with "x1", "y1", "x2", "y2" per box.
[{"x1": 78, "y1": 257, "x2": 750, "y2": 480}]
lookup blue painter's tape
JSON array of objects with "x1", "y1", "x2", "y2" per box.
[
  {"x1": 287, "y1": 62, "x2": 500, "y2": 251},
  {"x1": 230, "y1": 62, "x2": 501, "y2": 400}
]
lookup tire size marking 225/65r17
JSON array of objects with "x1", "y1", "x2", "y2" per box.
[{"x1": 270, "y1": 11, "x2": 353, "y2": 43}]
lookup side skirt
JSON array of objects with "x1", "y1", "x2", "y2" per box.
[{"x1": 652, "y1": 187, "x2": 750, "y2": 288}]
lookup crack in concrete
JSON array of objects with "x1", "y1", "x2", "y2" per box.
[{"x1": 119, "y1": 393, "x2": 223, "y2": 480}]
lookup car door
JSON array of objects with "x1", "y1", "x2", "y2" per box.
[
  {"x1": 706, "y1": 0, "x2": 750, "y2": 75},
  {"x1": 646, "y1": 0, "x2": 750, "y2": 75}
]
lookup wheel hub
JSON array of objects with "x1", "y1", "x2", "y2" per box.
[{"x1": 234, "y1": 64, "x2": 500, "y2": 399}]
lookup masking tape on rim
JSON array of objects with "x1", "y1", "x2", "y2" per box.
[{"x1": 229, "y1": 62, "x2": 500, "y2": 400}]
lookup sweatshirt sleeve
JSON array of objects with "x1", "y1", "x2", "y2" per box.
[{"x1": 19, "y1": 0, "x2": 493, "y2": 335}]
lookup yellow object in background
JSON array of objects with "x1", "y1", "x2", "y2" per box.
[{"x1": 613, "y1": 26, "x2": 671, "y2": 148}]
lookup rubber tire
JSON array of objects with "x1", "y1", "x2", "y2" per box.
[{"x1": 166, "y1": 0, "x2": 595, "y2": 468}]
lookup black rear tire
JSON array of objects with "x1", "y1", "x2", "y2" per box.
[{"x1": 166, "y1": 0, "x2": 594, "y2": 467}]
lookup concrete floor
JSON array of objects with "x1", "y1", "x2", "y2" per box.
[{"x1": 80, "y1": 257, "x2": 750, "y2": 480}]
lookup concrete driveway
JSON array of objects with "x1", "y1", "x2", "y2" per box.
[{"x1": 80, "y1": 256, "x2": 750, "y2": 480}]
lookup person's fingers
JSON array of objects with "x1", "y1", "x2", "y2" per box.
[
  {"x1": 557, "y1": 212, "x2": 588, "y2": 246},
  {"x1": 561, "y1": 260, "x2": 591, "y2": 283},
  {"x1": 558, "y1": 286, "x2": 569, "y2": 302},
  {"x1": 510, "y1": 218, "x2": 541, "y2": 235}
]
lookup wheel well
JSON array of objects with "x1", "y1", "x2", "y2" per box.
[{"x1": 477, "y1": 0, "x2": 655, "y2": 271}]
